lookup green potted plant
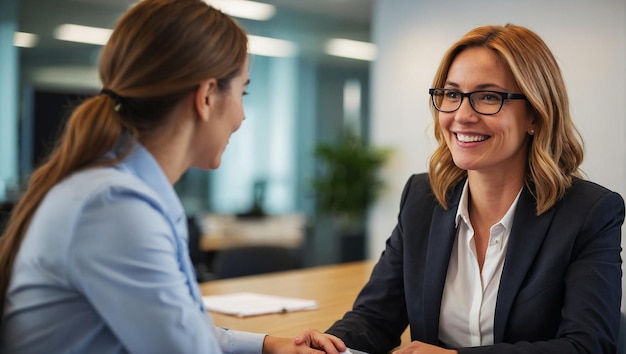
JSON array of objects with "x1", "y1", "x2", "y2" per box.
[{"x1": 312, "y1": 129, "x2": 391, "y2": 262}]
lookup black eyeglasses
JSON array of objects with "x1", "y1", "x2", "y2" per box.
[{"x1": 429, "y1": 88, "x2": 527, "y2": 115}]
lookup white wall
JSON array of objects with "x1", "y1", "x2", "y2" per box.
[{"x1": 368, "y1": 0, "x2": 626, "y2": 303}]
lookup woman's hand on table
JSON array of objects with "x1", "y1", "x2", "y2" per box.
[
  {"x1": 262, "y1": 328, "x2": 346, "y2": 354},
  {"x1": 393, "y1": 341, "x2": 458, "y2": 354}
]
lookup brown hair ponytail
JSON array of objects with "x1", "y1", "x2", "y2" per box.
[{"x1": 0, "y1": 95, "x2": 132, "y2": 316}]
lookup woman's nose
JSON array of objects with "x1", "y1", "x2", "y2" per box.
[{"x1": 454, "y1": 98, "x2": 479, "y2": 123}]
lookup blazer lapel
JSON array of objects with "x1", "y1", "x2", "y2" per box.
[
  {"x1": 423, "y1": 182, "x2": 463, "y2": 342},
  {"x1": 493, "y1": 186, "x2": 556, "y2": 342}
]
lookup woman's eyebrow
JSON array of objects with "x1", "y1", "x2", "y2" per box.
[{"x1": 443, "y1": 81, "x2": 507, "y2": 91}]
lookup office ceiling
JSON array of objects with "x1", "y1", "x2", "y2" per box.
[{"x1": 16, "y1": 0, "x2": 373, "y2": 84}]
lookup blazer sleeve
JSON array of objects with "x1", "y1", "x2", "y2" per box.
[{"x1": 326, "y1": 174, "x2": 428, "y2": 354}]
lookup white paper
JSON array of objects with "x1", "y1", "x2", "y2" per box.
[{"x1": 202, "y1": 292, "x2": 318, "y2": 317}]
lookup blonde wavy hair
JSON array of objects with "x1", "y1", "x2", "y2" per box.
[{"x1": 428, "y1": 24, "x2": 584, "y2": 215}]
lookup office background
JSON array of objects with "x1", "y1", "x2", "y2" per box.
[
  {"x1": 1, "y1": 0, "x2": 625, "y2": 304},
  {"x1": 0, "y1": 0, "x2": 373, "y2": 267}
]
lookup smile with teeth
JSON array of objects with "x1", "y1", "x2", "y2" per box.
[{"x1": 456, "y1": 133, "x2": 489, "y2": 143}]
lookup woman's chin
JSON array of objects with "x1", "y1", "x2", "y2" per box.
[
  {"x1": 193, "y1": 158, "x2": 221, "y2": 171},
  {"x1": 207, "y1": 160, "x2": 221, "y2": 170}
]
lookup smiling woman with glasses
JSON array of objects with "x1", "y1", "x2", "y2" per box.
[
  {"x1": 322, "y1": 23, "x2": 624, "y2": 354},
  {"x1": 428, "y1": 88, "x2": 527, "y2": 115}
]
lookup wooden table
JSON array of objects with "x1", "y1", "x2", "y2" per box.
[{"x1": 200, "y1": 261, "x2": 411, "y2": 348}]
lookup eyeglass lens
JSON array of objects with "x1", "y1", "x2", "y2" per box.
[{"x1": 431, "y1": 89, "x2": 504, "y2": 115}]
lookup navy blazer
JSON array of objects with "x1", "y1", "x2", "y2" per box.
[{"x1": 327, "y1": 173, "x2": 624, "y2": 354}]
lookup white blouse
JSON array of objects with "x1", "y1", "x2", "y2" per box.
[{"x1": 438, "y1": 180, "x2": 522, "y2": 347}]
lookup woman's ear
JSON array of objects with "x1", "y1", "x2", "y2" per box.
[
  {"x1": 194, "y1": 78, "x2": 218, "y2": 121},
  {"x1": 529, "y1": 116, "x2": 537, "y2": 135}
]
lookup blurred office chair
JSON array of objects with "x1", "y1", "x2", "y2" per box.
[
  {"x1": 0, "y1": 201, "x2": 15, "y2": 235},
  {"x1": 187, "y1": 215, "x2": 216, "y2": 282},
  {"x1": 211, "y1": 245, "x2": 302, "y2": 279}
]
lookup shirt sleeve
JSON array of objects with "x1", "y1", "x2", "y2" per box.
[
  {"x1": 67, "y1": 186, "x2": 229, "y2": 353},
  {"x1": 214, "y1": 327, "x2": 266, "y2": 354}
]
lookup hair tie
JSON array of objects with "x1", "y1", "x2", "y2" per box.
[{"x1": 100, "y1": 88, "x2": 123, "y2": 112}]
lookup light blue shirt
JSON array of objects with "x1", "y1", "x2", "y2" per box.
[{"x1": 1, "y1": 143, "x2": 265, "y2": 353}]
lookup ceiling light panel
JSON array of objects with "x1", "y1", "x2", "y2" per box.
[
  {"x1": 14, "y1": 32, "x2": 38, "y2": 48},
  {"x1": 205, "y1": 0, "x2": 276, "y2": 21},
  {"x1": 54, "y1": 24, "x2": 113, "y2": 45},
  {"x1": 248, "y1": 35, "x2": 298, "y2": 58},
  {"x1": 325, "y1": 38, "x2": 377, "y2": 61}
]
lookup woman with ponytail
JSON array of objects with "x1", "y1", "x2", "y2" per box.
[{"x1": 0, "y1": 1, "x2": 345, "y2": 353}]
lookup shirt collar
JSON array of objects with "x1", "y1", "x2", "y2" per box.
[
  {"x1": 115, "y1": 142, "x2": 186, "y2": 224},
  {"x1": 454, "y1": 179, "x2": 523, "y2": 233},
  {"x1": 499, "y1": 189, "x2": 522, "y2": 233},
  {"x1": 455, "y1": 179, "x2": 471, "y2": 228}
]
